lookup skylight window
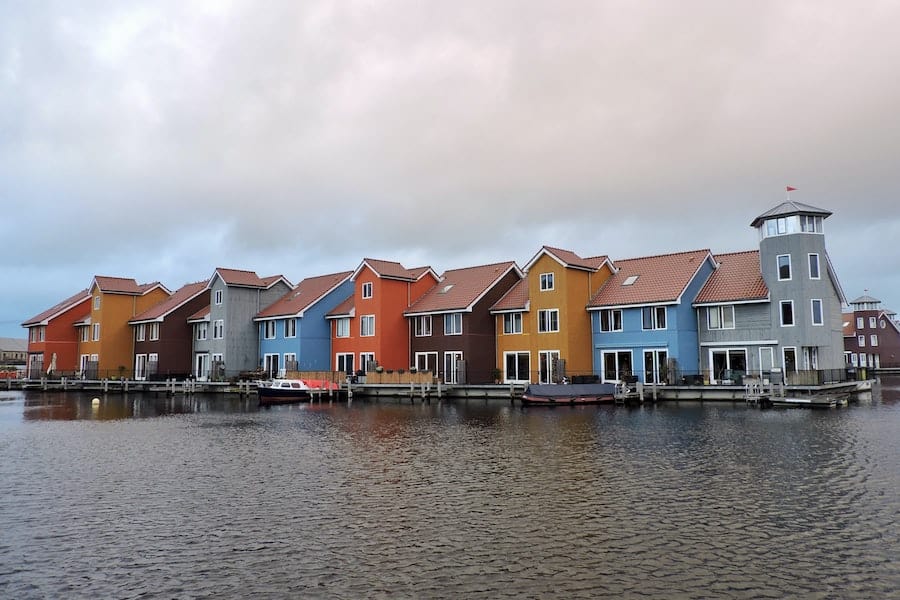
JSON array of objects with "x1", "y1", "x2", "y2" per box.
[
  {"x1": 622, "y1": 275, "x2": 639, "y2": 286},
  {"x1": 439, "y1": 284, "x2": 455, "y2": 294}
]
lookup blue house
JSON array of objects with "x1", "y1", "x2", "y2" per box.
[
  {"x1": 587, "y1": 249, "x2": 716, "y2": 384},
  {"x1": 254, "y1": 270, "x2": 353, "y2": 376}
]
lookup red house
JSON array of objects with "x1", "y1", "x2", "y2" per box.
[{"x1": 21, "y1": 289, "x2": 92, "y2": 377}]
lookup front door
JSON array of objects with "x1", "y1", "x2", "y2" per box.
[
  {"x1": 444, "y1": 351, "x2": 463, "y2": 384},
  {"x1": 195, "y1": 353, "x2": 210, "y2": 381},
  {"x1": 538, "y1": 350, "x2": 560, "y2": 384},
  {"x1": 643, "y1": 349, "x2": 668, "y2": 384}
]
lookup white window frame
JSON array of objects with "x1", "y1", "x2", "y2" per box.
[
  {"x1": 444, "y1": 351, "x2": 463, "y2": 384},
  {"x1": 599, "y1": 309, "x2": 623, "y2": 332},
  {"x1": 92, "y1": 323, "x2": 101, "y2": 341},
  {"x1": 264, "y1": 321, "x2": 276, "y2": 339},
  {"x1": 149, "y1": 322, "x2": 159, "y2": 341},
  {"x1": 336, "y1": 353, "x2": 354, "y2": 373},
  {"x1": 335, "y1": 318, "x2": 350, "y2": 338},
  {"x1": 777, "y1": 254, "x2": 792, "y2": 281},
  {"x1": 93, "y1": 295, "x2": 101, "y2": 310},
  {"x1": 870, "y1": 334, "x2": 878, "y2": 347},
  {"x1": 808, "y1": 253, "x2": 820, "y2": 279},
  {"x1": 783, "y1": 347, "x2": 798, "y2": 374},
  {"x1": 360, "y1": 315, "x2": 375, "y2": 337},
  {"x1": 136, "y1": 324, "x2": 146, "y2": 342},
  {"x1": 538, "y1": 349, "x2": 560, "y2": 384},
  {"x1": 537, "y1": 309, "x2": 560, "y2": 333},
  {"x1": 414, "y1": 315, "x2": 432, "y2": 337},
  {"x1": 869, "y1": 316, "x2": 877, "y2": 328},
  {"x1": 856, "y1": 317, "x2": 864, "y2": 329},
  {"x1": 444, "y1": 313, "x2": 463, "y2": 336},
  {"x1": 213, "y1": 319, "x2": 224, "y2": 339},
  {"x1": 539, "y1": 273, "x2": 555, "y2": 291},
  {"x1": 858, "y1": 335, "x2": 865, "y2": 347},
  {"x1": 415, "y1": 352, "x2": 438, "y2": 373},
  {"x1": 503, "y1": 312, "x2": 523, "y2": 335},
  {"x1": 362, "y1": 282, "x2": 373, "y2": 299},
  {"x1": 759, "y1": 347, "x2": 775, "y2": 377},
  {"x1": 642, "y1": 306, "x2": 667, "y2": 331},
  {"x1": 810, "y1": 299, "x2": 823, "y2": 326},
  {"x1": 80, "y1": 327, "x2": 89, "y2": 342},
  {"x1": 134, "y1": 354, "x2": 147, "y2": 381},
  {"x1": 780, "y1": 300, "x2": 795, "y2": 327},
  {"x1": 360, "y1": 352, "x2": 376, "y2": 371},
  {"x1": 196, "y1": 322, "x2": 208, "y2": 341},
  {"x1": 707, "y1": 305, "x2": 735, "y2": 330},
  {"x1": 285, "y1": 318, "x2": 297, "y2": 338},
  {"x1": 214, "y1": 289, "x2": 223, "y2": 305},
  {"x1": 503, "y1": 351, "x2": 531, "y2": 383}
]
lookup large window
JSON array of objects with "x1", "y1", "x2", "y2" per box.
[
  {"x1": 808, "y1": 254, "x2": 820, "y2": 279},
  {"x1": 602, "y1": 350, "x2": 633, "y2": 383},
  {"x1": 777, "y1": 255, "x2": 792, "y2": 280},
  {"x1": 642, "y1": 306, "x2": 666, "y2": 330},
  {"x1": 811, "y1": 299, "x2": 823, "y2": 326},
  {"x1": 599, "y1": 309, "x2": 623, "y2": 332},
  {"x1": 444, "y1": 351, "x2": 464, "y2": 383},
  {"x1": 644, "y1": 349, "x2": 669, "y2": 385},
  {"x1": 538, "y1": 309, "x2": 559, "y2": 333},
  {"x1": 336, "y1": 353, "x2": 354, "y2": 373},
  {"x1": 414, "y1": 315, "x2": 432, "y2": 337},
  {"x1": 504, "y1": 351, "x2": 530, "y2": 383},
  {"x1": 540, "y1": 273, "x2": 554, "y2": 291},
  {"x1": 708, "y1": 305, "x2": 735, "y2": 330},
  {"x1": 360, "y1": 315, "x2": 375, "y2": 337},
  {"x1": 444, "y1": 313, "x2": 462, "y2": 335},
  {"x1": 360, "y1": 352, "x2": 376, "y2": 371},
  {"x1": 362, "y1": 282, "x2": 373, "y2": 299},
  {"x1": 335, "y1": 318, "x2": 350, "y2": 338},
  {"x1": 415, "y1": 352, "x2": 438, "y2": 374},
  {"x1": 503, "y1": 312, "x2": 523, "y2": 334},
  {"x1": 285, "y1": 318, "x2": 297, "y2": 338},
  {"x1": 780, "y1": 301, "x2": 794, "y2": 326}
]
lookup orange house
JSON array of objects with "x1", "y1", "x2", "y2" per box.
[
  {"x1": 21, "y1": 289, "x2": 92, "y2": 377},
  {"x1": 76, "y1": 276, "x2": 171, "y2": 378},
  {"x1": 491, "y1": 246, "x2": 614, "y2": 384},
  {"x1": 327, "y1": 259, "x2": 438, "y2": 373}
]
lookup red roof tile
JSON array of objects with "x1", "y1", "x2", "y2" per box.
[
  {"x1": 186, "y1": 305, "x2": 210, "y2": 322},
  {"x1": 131, "y1": 281, "x2": 209, "y2": 323},
  {"x1": 93, "y1": 276, "x2": 143, "y2": 294},
  {"x1": 256, "y1": 271, "x2": 353, "y2": 319},
  {"x1": 490, "y1": 278, "x2": 530, "y2": 312},
  {"x1": 406, "y1": 261, "x2": 520, "y2": 315},
  {"x1": 22, "y1": 288, "x2": 91, "y2": 326},
  {"x1": 326, "y1": 295, "x2": 355, "y2": 318},
  {"x1": 525, "y1": 246, "x2": 611, "y2": 272},
  {"x1": 694, "y1": 251, "x2": 768, "y2": 304},
  {"x1": 354, "y1": 258, "x2": 437, "y2": 282},
  {"x1": 589, "y1": 249, "x2": 713, "y2": 308}
]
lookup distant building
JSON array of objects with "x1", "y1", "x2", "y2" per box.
[
  {"x1": 843, "y1": 294, "x2": 900, "y2": 369},
  {"x1": 0, "y1": 337, "x2": 27, "y2": 363}
]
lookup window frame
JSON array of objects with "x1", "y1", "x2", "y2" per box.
[
  {"x1": 780, "y1": 300, "x2": 795, "y2": 327},
  {"x1": 335, "y1": 318, "x2": 350, "y2": 338},
  {"x1": 92, "y1": 323, "x2": 101, "y2": 341},
  {"x1": 136, "y1": 324, "x2": 146, "y2": 342},
  {"x1": 777, "y1": 254, "x2": 792, "y2": 281},
  {"x1": 414, "y1": 315, "x2": 432, "y2": 337},
  {"x1": 808, "y1": 253, "x2": 820, "y2": 280},
  {"x1": 214, "y1": 289, "x2": 223, "y2": 305},
  {"x1": 149, "y1": 322, "x2": 159, "y2": 341},
  {"x1": 263, "y1": 320, "x2": 276, "y2": 339},
  {"x1": 360, "y1": 315, "x2": 375, "y2": 337},
  {"x1": 539, "y1": 272, "x2": 555, "y2": 291},
  {"x1": 537, "y1": 308, "x2": 560, "y2": 333},
  {"x1": 213, "y1": 319, "x2": 224, "y2": 339},
  {"x1": 503, "y1": 312, "x2": 523, "y2": 335},
  {"x1": 707, "y1": 305, "x2": 735, "y2": 330},
  {"x1": 810, "y1": 299, "x2": 824, "y2": 326},
  {"x1": 599, "y1": 309, "x2": 623, "y2": 332},
  {"x1": 361, "y1": 282, "x2": 373, "y2": 299},
  {"x1": 444, "y1": 313, "x2": 463, "y2": 336},
  {"x1": 641, "y1": 306, "x2": 667, "y2": 331}
]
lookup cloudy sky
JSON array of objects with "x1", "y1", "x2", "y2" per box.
[{"x1": 3, "y1": 0, "x2": 899, "y2": 338}]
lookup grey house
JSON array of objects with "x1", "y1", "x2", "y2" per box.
[
  {"x1": 189, "y1": 268, "x2": 292, "y2": 380},
  {"x1": 695, "y1": 201, "x2": 847, "y2": 384}
]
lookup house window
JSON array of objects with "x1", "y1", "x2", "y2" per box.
[
  {"x1": 869, "y1": 317, "x2": 877, "y2": 328},
  {"x1": 213, "y1": 319, "x2": 224, "y2": 339},
  {"x1": 284, "y1": 353, "x2": 297, "y2": 371},
  {"x1": 80, "y1": 327, "x2": 89, "y2": 342},
  {"x1": 362, "y1": 282, "x2": 373, "y2": 299},
  {"x1": 601, "y1": 350, "x2": 633, "y2": 383},
  {"x1": 504, "y1": 351, "x2": 530, "y2": 383},
  {"x1": 336, "y1": 353, "x2": 354, "y2": 373},
  {"x1": 600, "y1": 309, "x2": 623, "y2": 332},
  {"x1": 800, "y1": 215, "x2": 823, "y2": 233},
  {"x1": 360, "y1": 315, "x2": 375, "y2": 337},
  {"x1": 335, "y1": 318, "x2": 350, "y2": 338},
  {"x1": 149, "y1": 323, "x2": 159, "y2": 341},
  {"x1": 642, "y1": 306, "x2": 667, "y2": 330},
  {"x1": 881, "y1": 319, "x2": 887, "y2": 329},
  {"x1": 537, "y1": 309, "x2": 559, "y2": 333},
  {"x1": 777, "y1": 255, "x2": 791, "y2": 280},
  {"x1": 871, "y1": 335, "x2": 878, "y2": 347},
  {"x1": 808, "y1": 254, "x2": 820, "y2": 279},
  {"x1": 856, "y1": 317, "x2": 864, "y2": 329},
  {"x1": 136, "y1": 324, "x2": 146, "y2": 342},
  {"x1": 264, "y1": 321, "x2": 276, "y2": 339},
  {"x1": 360, "y1": 352, "x2": 375, "y2": 371},
  {"x1": 708, "y1": 305, "x2": 735, "y2": 330},
  {"x1": 38, "y1": 327, "x2": 45, "y2": 342},
  {"x1": 285, "y1": 318, "x2": 297, "y2": 338},
  {"x1": 503, "y1": 312, "x2": 523, "y2": 334},
  {"x1": 196, "y1": 322, "x2": 208, "y2": 341},
  {"x1": 858, "y1": 335, "x2": 865, "y2": 347},
  {"x1": 780, "y1": 301, "x2": 794, "y2": 327},
  {"x1": 539, "y1": 273, "x2": 554, "y2": 291},
  {"x1": 415, "y1": 352, "x2": 438, "y2": 373},
  {"x1": 444, "y1": 313, "x2": 462, "y2": 335},
  {"x1": 93, "y1": 295, "x2": 101, "y2": 310},
  {"x1": 414, "y1": 315, "x2": 432, "y2": 337},
  {"x1": 92, "y1": 323, "x2": 101, "y2": 341},
  {"x1": 811, "y1": 299, "x2": 823, "y2": 326},
  {"x1": 214, "y1": 290, "x2": 223, "y2": 305},
  {"x1": 444, "y1": 351, "x2": 464, "y2": 384}
]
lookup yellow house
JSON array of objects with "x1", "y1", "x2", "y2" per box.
[
  {"x1": 77, "y1": 276, "x2": 171, "y2": 378},
  {"x1": 491, "y1": 247, "x2": 614, "y2": 384}
]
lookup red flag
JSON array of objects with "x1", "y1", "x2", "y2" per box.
[{"x1": 786, "y1": 186, "x2": 797, "y2": 192}]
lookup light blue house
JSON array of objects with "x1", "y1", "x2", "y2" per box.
[
  {"x1": 587, "y1": 249, "x2": 716, "y2": 384},
  {"x1": 254, "y1": 270, "x2": 353, "y2": 376}
]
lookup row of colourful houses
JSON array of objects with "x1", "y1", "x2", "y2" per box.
[{"x1": 22, "y1": 200, "x2": 856, "y2": 385}]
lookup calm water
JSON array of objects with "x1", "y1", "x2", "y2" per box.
[{"x1": 1, "y1": 380, "x2": 898, "y2": 599}]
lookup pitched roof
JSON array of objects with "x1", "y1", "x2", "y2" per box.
[
  {"x1": 588, "y1": 249, "x2": 713, "y2": 308},
  {"x1": 524, "y1": 246, "x2": 612, "y2": 272},
  {"x1": 0, "y1": 337, "x2": 27, "y2": 352},
  {"x1": 91, "y1": 276, "x2": 169, "y2": 296},
  {"x1": 22, "y1": 288, "x2": 91, "y2": 327},
  {"x1": 325, "y1": 295, "x2": 355, "y2": 318},
  {"x1": 490, "y1": 278, "x2": 530, "y2": 313},
  {"x1": 130, "y1": 281, "x2": 209, "y2": 323},
  {"x1": 211, "y1": 268, "x2": 291, "y2": 289},
  {"x1": 186, "y1": 305, "x2": 211, "y2": 322},
  {"x1": 352, "y1": 258, "x2": 438, "y2": 282},
  {"x1": 850, "y1": 294, "x2": 880, "y2": 305},
  {"x1": 256, "y1": 271, "x2": 353, "y2": 319},
  {"x1": 694, "y1": 251, "x2": 768, "y2": 305},
  {"x1": 750, "y1": 201, "x2": 832, "y2": 227},
  {"x1": 405, "y1": 261, "x2": 521, "y2": 315}
]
